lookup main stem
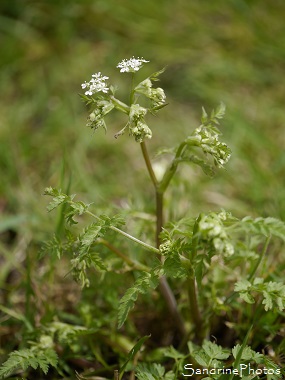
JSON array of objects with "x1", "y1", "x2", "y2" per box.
[
  {"x1": 187, "y1": 216, "x2": 204, "y2": 343},
  {"x1": 140, "y1": 141, "x2": 186, "y2": 336},
  {"x1": 187, "y1": 277, "x2": 203, "y2": 344}
]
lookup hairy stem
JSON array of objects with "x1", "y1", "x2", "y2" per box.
[
  {"x1": 158, "y1": 136, "x2": 200, "y2": 194},
  {"x1": 188, "y1": 215, "x2": 204, "y2": 342},
  {"x1": 140, "y1": 141, "x2": 186, "y2": 336},
  {"x1": 86, "y1": 210, "x2": 159, "y2": 254},
  {"x1": 187, "y1": 277, "x2": 203, "y2": 344},
  {"x1": 97, "y1": 239, "x2": 150, "y2": 272},
  {"x1": 155, "y1": 191, "x2": 163, "y2": 248},
  {"x1": 140, "y1": 141, "x2": 158, "y2": 188}
]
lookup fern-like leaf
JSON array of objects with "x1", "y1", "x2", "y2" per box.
[
  {"x1": 44, "y1": 187, "x2": 73, "y2": 212},
  {"x1": 0, "y1": 348, "x2": 58, "y2": 379},
  {"x1": 240, "y1": 217, "x2": 285, "y2": 240},
  {"x1": 118, "y1": 272, "x2": 159, "y2": 328},
  {"x1": 136, "y1": 362, "x2": 165, "y2": 380}
]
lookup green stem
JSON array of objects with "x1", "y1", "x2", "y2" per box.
[
  {"x1": 110, "y1": 96, "x2": 130, "y2": 114},
  {"x1": 140, "y1": 142, "x2": 158, "y2": 188},
  {"x1": 140, "y1": 141, "x2": 186, "y2": 336},
  {"x1": 187, "y1": 277, "x2": 203, "y2": 344},
  {"x1": 247, "y1": 235, "x2": 271, "y2": 282},
  {"x1": 229, "y1": 324, "x2": 253, "y2": 380},
  {"x1": 97, "y1": 239, "x2": 150, "y2": 272},
  {"x1": 85, "y1": 210, "x2": 159, "y2": 254},
  {"x1": 155, "y1": 191, "x2": 163, "y2": 248},
  {"x1": 130, "y1": 72, "x2": 135, "y2": 105},
  {"x1": 158, "y1": 141, "x2": 187, "y2": 193},
  {"x1": 110, "y1": 225, "x2": 159, "y2": 254},
  {"x1": 158, "y1": 136, "x2": 201, "y2": 194},
  {"x1": 187, "y1": 215, "x2": 204, "y2": 342}
]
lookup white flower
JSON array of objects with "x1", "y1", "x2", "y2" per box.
[
  {"x1": 117, "y1": 57, "x2": 149, "y2": 73},
  {"x1": 81, "y1": 72, "x2": 109, "y2": 96}
]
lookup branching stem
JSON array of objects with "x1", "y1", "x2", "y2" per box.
[
  {"x1": 85, "y1": 210, "x2": 159, "y2": 254},
  {"x1": 187, "y1": 215, "x2": 204, "y2": 342},
  {"x1": 140, "y1": 141, "x2": 186, "y2": 336},
  {"x1": 97, "y1": 239, "x2": 150, "y2": 272},
  {"x1": 187, "y1": 277, "x2": 203, "y2": 344},
  {"x1": 140, "y1": 141, "x2": 158, "y2": 188}
]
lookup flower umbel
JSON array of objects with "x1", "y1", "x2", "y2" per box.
[
  {"x1": 193, "y1": 127, "x2": 231, "y2": 168},
  {"x1": 129, "y1": 104, "x2": 152, "y2": 142},
  {"x1": 117, "y1": 57, "x2": 149, "y2": 73},
  {"x1": 81, "y1": 72, "x2": 109, "y2": 96}
]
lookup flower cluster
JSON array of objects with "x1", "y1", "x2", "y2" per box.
[
  {"x1": 129, "y1": 104, "x2": 152, "y2": 142},
  {"x1": 199, "y1": 211, "x2": 234, "y2": 257},
  {"x1": 117, "y1": 57, "x2": 149, "y2": 73},
  {"x1": 135, "y1": 79, "x2": 166, "y2": 108},
  {"x1": 159, "y1": 240, "x2": 173, "y2": 255},
  {"x1": 194, "y1": 126, "x2": 231, "y2": 168},
  {"x1": 81, "y1": 72, "x2": 109, "y2": 96},
  {"x1": 87, "y1": 100, "x2": 114, "y2": 131}
]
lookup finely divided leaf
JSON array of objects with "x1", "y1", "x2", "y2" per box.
[
  {"x1": 136, "y1": 363, "x2": 165, "y2": 380},
  {"x1": 0, "y1": 348, "x2": 58, "y2": 379},
  {"x1": 118, "y1": 272, "x2": 159, "y2": 328},
  {"x1": 214, "y1": 102, "x2": 226, "y2": 120},
  {"x1": 66, "y1": 201, "x2": 90, "y2": 225},
  {"x1": 202, "y1": 341, "x2": 230, "y2": 360},
  {"x1": 163, "y1": 254, "x2": 188, "y2": 279},
  {"x1": 240, "y1": 217, "x2": 285, "y2": 240},
  {"x1": 81, "y1": 222, "x2": 104, "y2": 247}
]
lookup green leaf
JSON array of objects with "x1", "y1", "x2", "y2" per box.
[
  {"x1": 214, "y1": 102, "x2": 226, "y2": 120},
  {"x1": 89, "y1": 252, "x2": 107, "y2": 271},
  {"x1": 0, "y1": 348, "x2": 58, "y2": 379},
  {"x1": 163, "y1": 251, "x2": 188, "y2": 279},
  {"x1": 119, "y1": 335, "x2": 150, "y2": 380},
  {"x1": 181, "y1": 154, "x2": 215, "y2": 177},
  {"x1": 47, "y1": 194, "x2": 69, "y2": 212},
  {"x1": 234, "y1": 279, "x2": 251, "y2": 292},
  {"x1": 149, "y1": 67, "x2": 166, "y2": 81},
  {"x1": 79, "y1": 93, "x2": 95, "y2": 105},
  {"x1": 81, "y1": 222, "x2": 104, "y2": 247},
  {"x1": 163, "y1": 346, "x2": 185, "y2": 360},
  {"x1": 240, "y1": 216, "x2": 285, "y2": 240},
  {"x1": 66, "y1": 201, "x2": 90, "y2": 225},
  {"x1": 201, "y1": 106, "x2": 208, "y2": 123},
  {"x1": 118, "y1": 272, "x2": 159, "y2": 328},
  {"x1": 202, "y1": 341, "x2": 230, "y2": 360},
  {"x1": 191, "y1": 349, "x2": 209, "y2": 367},
  {"x1": 40, "y1": 235, "x2": 62, "y2": 260},
  {"x1": 240, "y1": 292, "x2": 255, "y2": 304},
  {"x1": 229, "y1": 325, "x2": 253, "y2": 380},
  {"x1": 262, "y1": 281, "x2": 285, "y2": 311},
  {"x1": 136, "y1": 363, "x2": 165, "y2": 380},
  {"x1": 47, "y1": 321, "x2": 88, "y2": 344},
  {"x1": 234, "y1": 280, "x2": 255, "y2": 304}
]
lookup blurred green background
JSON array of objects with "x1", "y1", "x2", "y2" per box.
[{"x1": 1, "y1": 0, "x2": 285, "y2": 249}]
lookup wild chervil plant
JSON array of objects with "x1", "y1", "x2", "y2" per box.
[{"x1": 1, "y1": 57, "x2": 285, "y2": 379}]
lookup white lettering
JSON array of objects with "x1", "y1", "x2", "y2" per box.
[
  {"x1": 182, "y1": 364, "x2": 194, "y2": 376},
  {"x1": 248, "y1": 363, "x2": 255, "y2": 375},
  {"x1": 239, "y1": 364, "x2": 247, "y2": 375}
]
